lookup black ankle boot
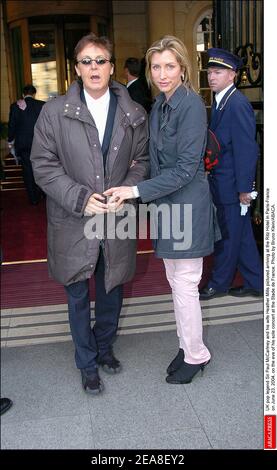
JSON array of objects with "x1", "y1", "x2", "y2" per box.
[
  {"x1": 166, "y1": 360, "x2": 210, "y2": 384},
  {"x1": 166, "y1": 348, "x2": 184, "y2": 375}
]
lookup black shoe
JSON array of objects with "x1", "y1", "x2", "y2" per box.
[
  {"x1": 229, "y1": 286, "x2": 263, "y2": 297},
  {"x1": 166, "y1": 348, "x2": 184, "y2": 375},
  {"x1": 166, "y1": 360, "x2": 210, "y2": 384},
  {"x1": 199, "y1": 287, "x2": 228, "y2": 300},
  {"x1": 81, "y1": 369, "x2": 104, "y2": 395},
  {"x1": 97, "y1": 352, "x2": 122, "y2": 374},
  {"x1": 0, "y1": 397, "x2": 13, "y2": 415}
]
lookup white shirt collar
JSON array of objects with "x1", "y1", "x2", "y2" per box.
[
  {"x1": 215, "y1": 83, "x2": 234, "y2": 108},
  {"x1": 127, "y1": 78, "x2": 138, "y2": 88},
  {"x1": 84, "y1": 87, "x2": 110, "y2": 108},
  {"x1": 83, "y1": 88, "x2": 110, "y2": 145}
]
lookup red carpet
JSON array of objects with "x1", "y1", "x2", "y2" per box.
[
  {"x1": 1, "y1": 190, "x2": 243, "y2": 309},
  {"x1": 1, "y1": 191, "x2": 47, "y2": 262},
  {"x1": 0, "y1": 190, "x2": 152, "y2": 263},
  {"x1": 1, "y1": 254, "x2": 166, "y2": 308},
  {"x1": 1, "y1": 253, "x2": 243, "y2": 309}
]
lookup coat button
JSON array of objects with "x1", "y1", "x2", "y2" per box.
[
  {"x1": 65, "y1": 104, "x2": 69, "y2": 107},
  {"x1": 126, "y1": 112, "x2": 130, "y2": 116},
  {"x1": 96, "y1": 175, "x2": 100, "y2": 179},
  {"x1": 93, "y1": 144, "x2": 97, "y2": 147},
  {"x1": 113, "y1": 146, "x2": 117, "y2": 150},
  {"x1": 77, "y1": 106, "x2": 80, "y2": 110},
  {"x1": 76, "y1": 111, "x2": 79, "y2": 115}
]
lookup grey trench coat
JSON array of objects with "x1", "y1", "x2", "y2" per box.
[
  {"x1": 137, "y1": 85, "x2": 220, "y2": 259},
  {"x1": 31, "y1": 80, "x2": 149, "y2": 290}
]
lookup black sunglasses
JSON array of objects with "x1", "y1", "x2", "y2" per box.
[{"x1": 77, "y1": 58, "x2": 111, "y2": 66}]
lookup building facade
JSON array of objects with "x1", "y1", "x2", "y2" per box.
[
  {"x1": 1, "y1": 1, "x2": 263, "y2": 115},
  {"x1": 1, "y1": 0, "x2": 216, "y2": 119},
  {"x1": 0, "y1": 0, "x2": 263, "y2": 230}
]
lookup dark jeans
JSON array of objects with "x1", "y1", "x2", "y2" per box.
[{"x1": 65, "y1": 249, "x2": 123, "y2": 374}]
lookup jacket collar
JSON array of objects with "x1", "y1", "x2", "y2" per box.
[
  {"x1": 209, "y1": 84, "x2": 237, "y2": 131},
  {"x1": 154, "y1": 84, "x2": 190, "y2": 110},
  {"x1": 109, "y1": 80, "x2": 146, "y2": 128},
  {"x1": 216, "y1": 84, "x2": 236, "y2": 111},
  {"x1": 63, "y1": 80, "x2": 146, "y2": 129},
  {"x1": 63, "y1": 81, "x2": 92, "y2": 125}
]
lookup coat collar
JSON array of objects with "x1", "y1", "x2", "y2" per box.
[
  {"x1": 109, "y1": 80, "x2": 146, "y2": 128},
  {"x1": 216, "y1": 84, "x2": 236, "y2": 111},
  {"x1": 209, "y1": 85, "x2": 237, "y2": 130},
  {"x1": 63, "y1": 80, "x2": 146, "y2": 129},
  {"x1": 154, "y1": 84, "x2": 190, "y2": 110}
]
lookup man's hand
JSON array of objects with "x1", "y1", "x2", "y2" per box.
[
  {"x1": 84, "y1": 193, "x2": 109, "y2": 215},
  {"x1": 103, "y1": 186, "x2": 136, "y2": 207}
]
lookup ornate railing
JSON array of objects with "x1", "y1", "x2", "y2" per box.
[
  {"x1": 235, "y1": 43, "x2": 262, "y2": 87},
  {"x1": 213, "y1": 0, "x2": 263, "y2": 237}
]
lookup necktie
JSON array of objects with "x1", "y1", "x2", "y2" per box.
[{"x1": 160, "y1": 102, "x2": 169, "y2": 129}]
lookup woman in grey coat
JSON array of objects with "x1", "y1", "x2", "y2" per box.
[{"x1": 105, "y1": 36, "x2": 220, "y2": 384}]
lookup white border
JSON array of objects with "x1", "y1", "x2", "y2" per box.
[{"x1": 264, "y1": 0, "x2": 277, "y2": 450}]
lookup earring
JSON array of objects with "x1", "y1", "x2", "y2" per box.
[{"x1": 181, "y1": 74, "x2": 185, "y2": 82}]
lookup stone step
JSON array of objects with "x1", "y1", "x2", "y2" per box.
[
  {"x1": 3, "y1": 155, "x2": 18, "y2": 167},
  {"x1": 3, "y1": 167, "x2": 23, "y2": 177},
  {"x1": 0, "y1": 179, "x2": 25, "y2": 190},
  {"x1": 1, "y1": 294, "x2": 263, "y2": 348}
]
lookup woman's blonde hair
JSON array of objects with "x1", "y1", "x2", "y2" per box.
[{"x1": 145, "y1": 35, "x2": 195, "y2": 92}]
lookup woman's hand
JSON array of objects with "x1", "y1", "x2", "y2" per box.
[{"x1": 103, "y1": 186, "x2": 136, "y2": 207}]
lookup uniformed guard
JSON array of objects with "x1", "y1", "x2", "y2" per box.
[{"x1": 200, "y1": 48, "x2": 263, "y2": 299}]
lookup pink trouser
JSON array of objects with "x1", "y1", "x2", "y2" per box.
[{"x1": 163, "y1": 257, "x2": 211, "y2": 365}]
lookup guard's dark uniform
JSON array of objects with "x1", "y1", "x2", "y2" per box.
[{"x1": 205, "y1": 49, "x2": 263, "y2": 293}]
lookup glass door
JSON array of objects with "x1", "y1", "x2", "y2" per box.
[
  {"x1": 9, "y1": 19, "x2": 32, "y2": 101},
  {"x1": 196, "y1": 13, "x2": 213, "y2": 117},
  {"x1": 64, "y1": 21, "x2": 90, "y2": 86},
  {"x1": 29, "y1": 25, "x2": 58, "y2": 101},
  {"x1": 29, "y1": 16, "x2": 90, "y2": 101}
]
